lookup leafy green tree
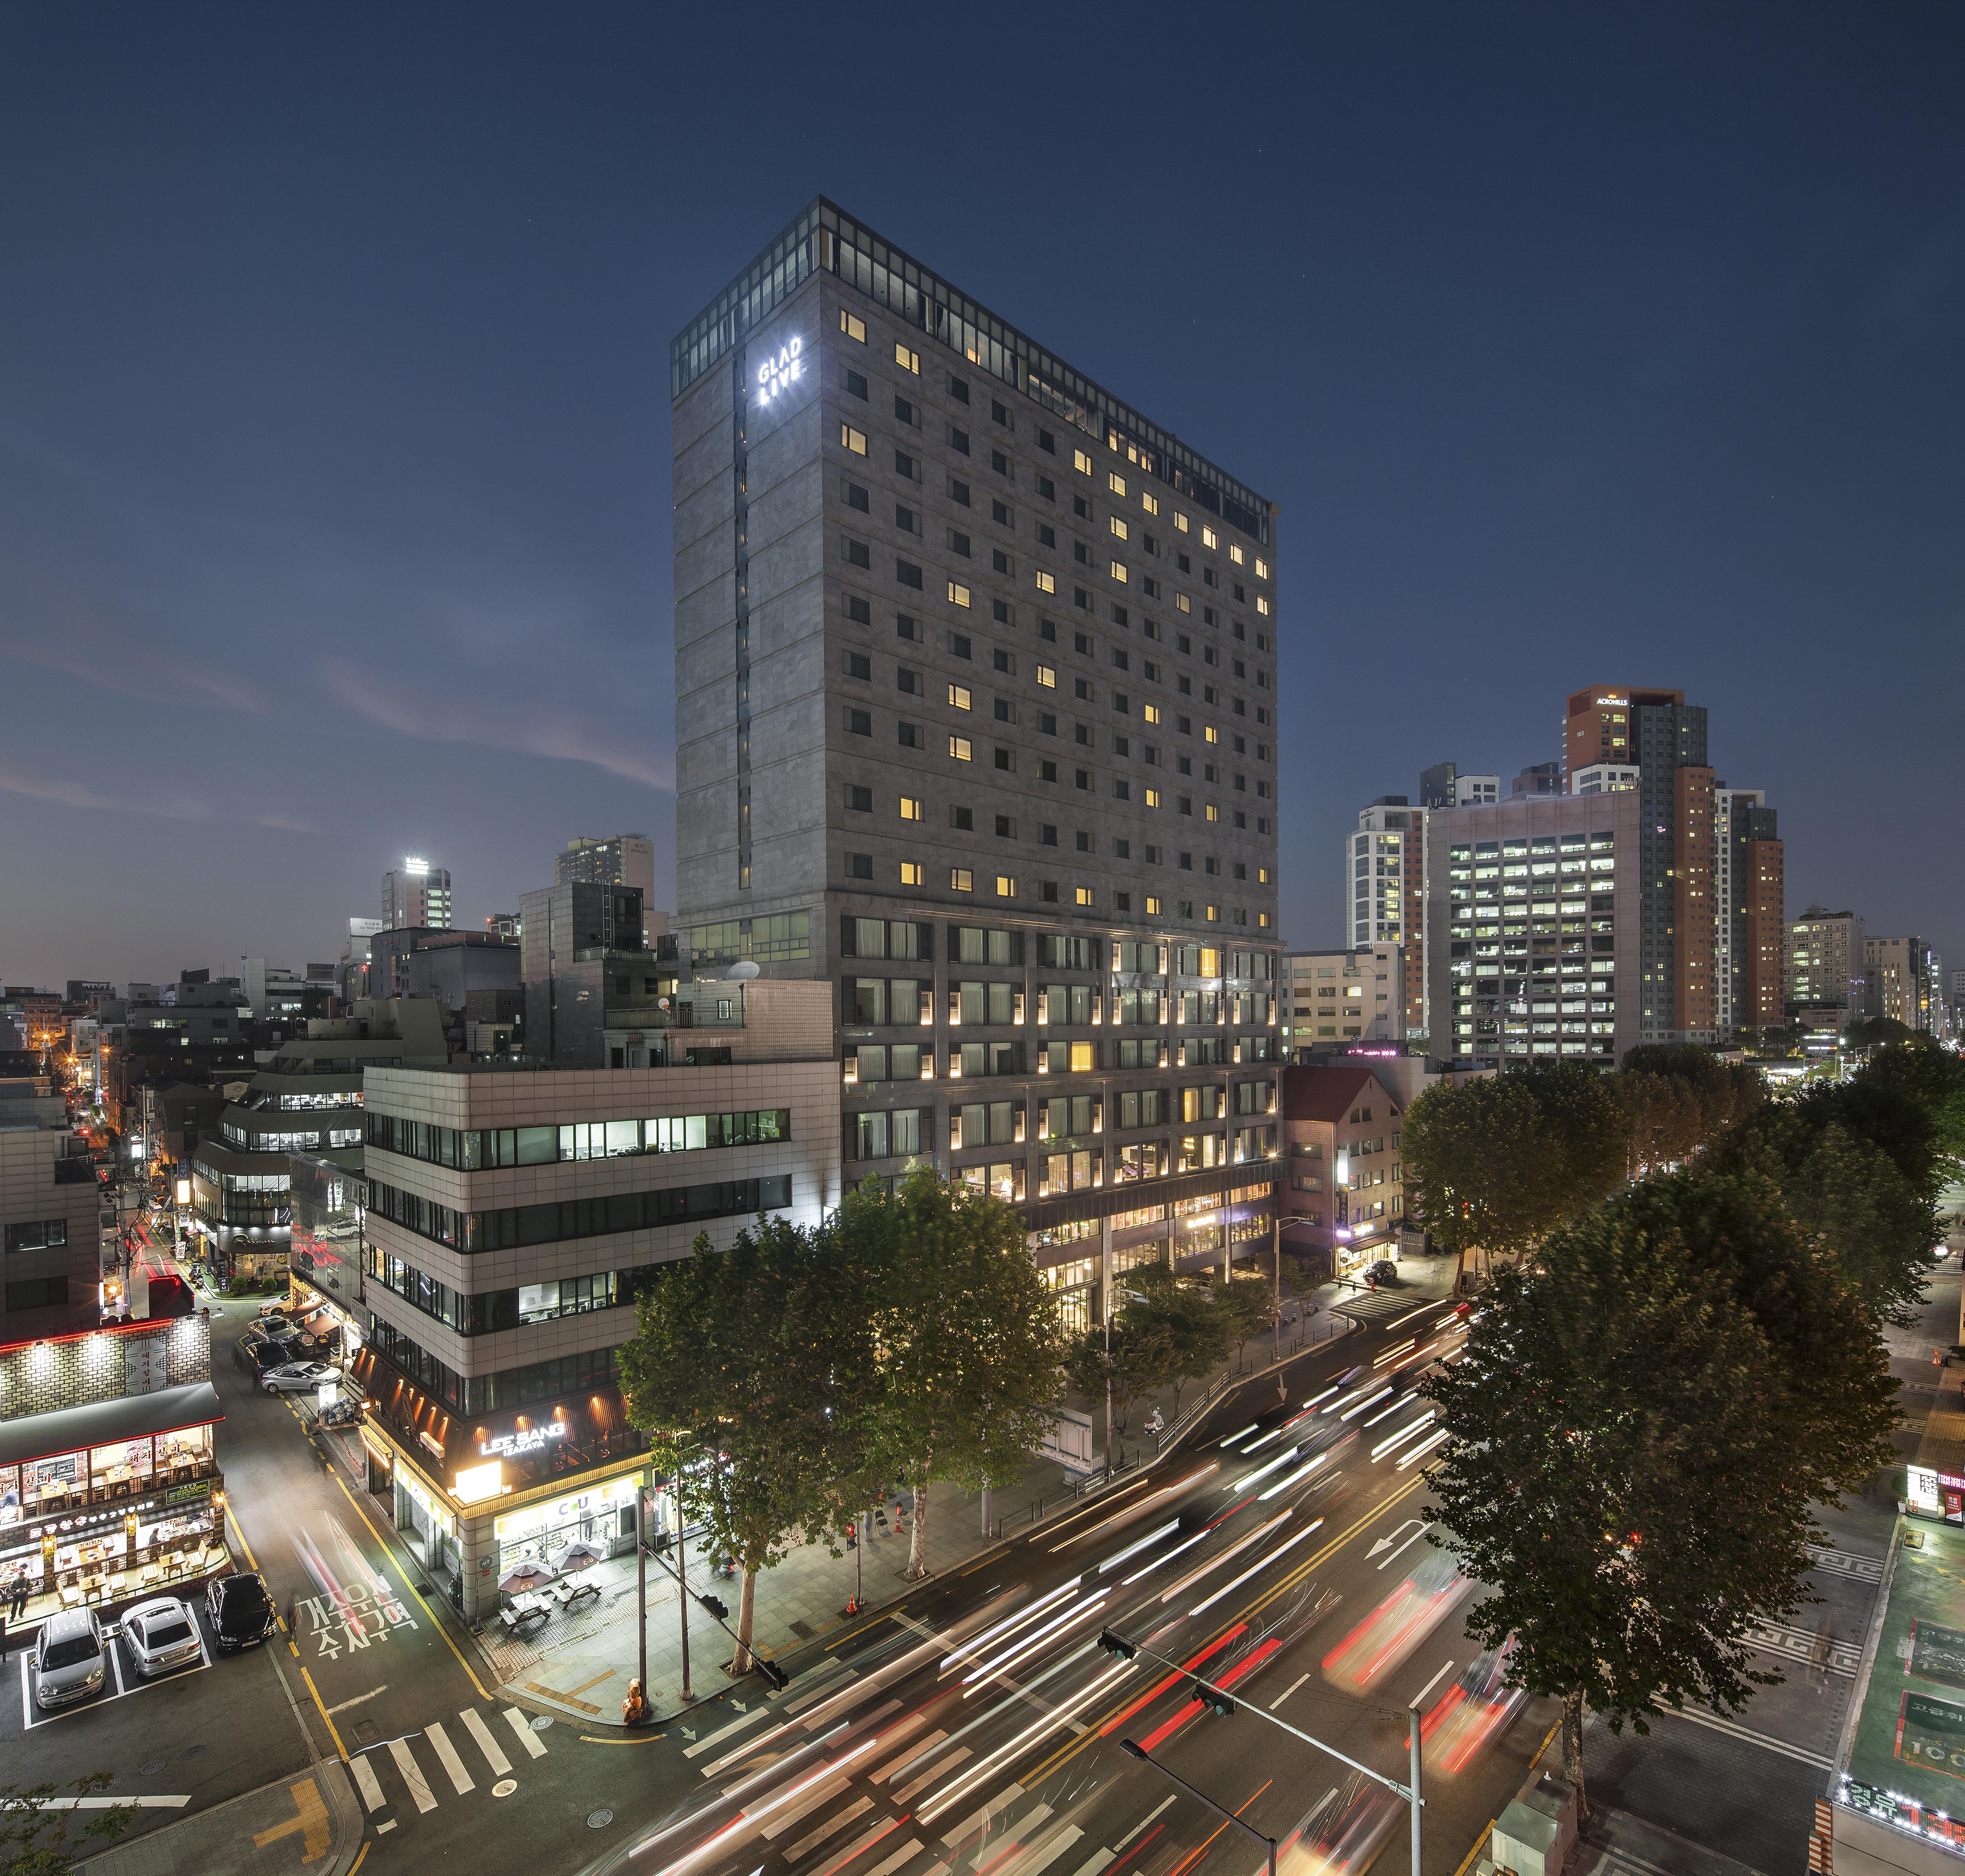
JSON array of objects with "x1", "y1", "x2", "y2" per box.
[
  {"x1": 1857, "y1": 1038, "x2": 1965, "y2": 1162},
  {"x1": 618, "y1": 1215, "x2": 876, "y2": 1671},
  {"x1": 1844, "y1": 1015, "x2": 1917, "y2": 1054},
  {"x1": 846, "y1": 1167, "x2": 1063, "y2": 1579},
  {"x1": 1425, "y1": 1172, "x2": 1897, "y2": 1819},
  {"x1": 1708, "y1": 1090, "x2": 1941, "y2": 1325},
  {"x1": 1062, "y1": 1315, "x2": 1176, "y2": 1461},
  {"x1": 1214, "y1": 1273, "x2": 1280, "y2": 1369},
  {"x1": 1403, "y1": 1067, "x2": 1625, "y2": 1289},
  {"x1": 1115, "y1": 1266, "x2": 1234, "y2": 1418},
  {"x1": 0, "y1": 1775, "x2": 130, "y2": 1874}
]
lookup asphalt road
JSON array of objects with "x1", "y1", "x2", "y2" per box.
[{"x1": 12, "y1": 1271, "x2": 1549, "y2": 1876}]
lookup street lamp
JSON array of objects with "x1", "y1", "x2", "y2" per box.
[{"x1": 1119, "y1": 1742, "x2": 1274, "y2": 1876}]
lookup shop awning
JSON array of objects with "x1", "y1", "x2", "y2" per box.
[{"x1": 0, "y1": 1381, "x2": 224, "y2": 1468}]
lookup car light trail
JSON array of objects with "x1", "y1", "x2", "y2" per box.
[
  {"x1": 1372, "y1": 1338, "x2": 1417, "y2": 1368},
  {"x1": 1370, "y1": 1410, "x2": 1438, "y2": 1462},
  {"x1": 1217, "y1": 1423, "x2": 1259, "y2": 1448},
  {"x1": 940, "y1": 1579, "x2": 1083, "y2": 1670},
  {"x1": 1099, "y1": 1520, "x2": 1180, "y2": 1575},
  {"x1": 1396, "y1": 1427, "x2": 1452, "y2": 1470},
  {"x1": 1229, "y1": 1444, "x2": 1308, "y2": 1493},
  {"x1": 1098, "y1": 1627, "x2": 1247, "y2": 1737},
  {"x1": 1340, "y1": 1387, "x2": 1393, "y2": 1422},
  {"x1": 1132, "y1": 1639, "x2": 1284, "y2": 1752},
  {"x1": 961, "y1": 1593, "x2": 1108, "y2": 1686},
  {"x1": 1256, "y1": 1451, "x2": 1335, "y2": 1501},
  {"x1": 1050, "y1": 1471, "x2": 1211, "y2": 1552},
  {"x1": 1160, "y1": 1513, "x2": 1291, "y2": 1602},
  {"x1": 1187, "y1": 1521, "x2": 1324, "y2": 1615}
]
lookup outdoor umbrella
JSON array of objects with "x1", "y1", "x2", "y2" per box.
[
  {"x1": 499, "y1": 1561, "x2": 556, "y2": 1595},
  {"x1": 550, "y1": 1541, "x2": 604, "y2": 1576}
]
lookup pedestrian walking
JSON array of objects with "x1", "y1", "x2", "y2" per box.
[{"x1": 8, "y1": 1568, "x2": 28, "y2": 1622}]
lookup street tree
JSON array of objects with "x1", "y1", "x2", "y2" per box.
[
  {"x1": 1857, "y1": 1037, "x2": 1965, "y2": 1162},
  {"x1": 0, "y1": 1775, "x2": 129, "y2": 1873},
  {"x1": 1214, "y1": 1272, "x2": 1281, "y2": 1369},
  {"x1": 1402, "y1": 1067, "x2": 1624, "y2": 1290},
  {"x1": 1425, "y1": 1171, "x2": 1897, "y2": 1820},
  {"x1": 1062, "y1": 1314, "x2": 1176, "y2": 1461},
  {"x1": 848, "y1": 1167, "x2": 1063, "y2": 1579},
  {"x1": 1115, "y1": 1266, "x2": 1234, "y2": 1418},
  {"x1": 617, "y1": 1215, "x2": 876, "y2": 1671}
]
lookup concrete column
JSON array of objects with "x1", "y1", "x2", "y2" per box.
[
  {"x1": 393, "y1": 1478, "x2": 411, "y2": 1532},
  {"x1": 458, "y1": 1516, "x2": 491, "y2": 1622}
]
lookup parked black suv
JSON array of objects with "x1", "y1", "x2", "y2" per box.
[{"x1": 205, "y1": 1571, "x2": 278, "y2": 1653}]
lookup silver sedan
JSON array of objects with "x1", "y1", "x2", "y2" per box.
[{"x1": 119, "y1": 1597, "x2": 204, "y2": 1678}]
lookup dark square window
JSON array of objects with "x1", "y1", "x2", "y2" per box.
[
  {"x1": 1110, "y1": 604, "x2": 1128, "y2": 627},
  {"x1": 991, "y1": 450, "x2": 1010, "y2": 476},
  {"x1": 1076, "y1": 831, "x2": 1092, "y2": 852},
  {"x1": 1041, "y1": 824, "x2": 1058, "y2": 845},
  {"x1": 1075, "y1": 724, "x2": 1091, "y2": 745},
  {"x1": 845, "y1": 709, "x2": 872, "y2": 736},
  {"x1": 1073, "y1": 495, "x2": 1091, "y2": 520},
  {"x1": 951, "y1": 633, "x2": 971, "y2": 659},
  {"x1": 847, "y1": 596, "x2": 871, "y2": 624},
  {"x1": 1115, "y1": 891, "x2": 1131, "y2": 912},
  {"x1": 1040, "y1": 881, "x2": 1059, "y2": 902},
  {"x1": 896, "y1": 613, "x2": 918, "y2": 641},
  {"x1": 1115, "y1": 838, "x2": 1131, "y2": 859},
  {"x1": 992, "y1": 597, "x2": 1011, "y2": 623},
  {"x1": 842, "y1": 651, "x2": 870, "y2": 679},
  {"x1": 1038, "y1": 523, "x2": 1056, "y2": 547},
  {"x1": 844, "y1": 539, "x2": 870, "y2": 568},
  {"x1": 895, "y1": 504, "x2": 916, "y2": 532},
  {"x1": 996, "y1": 814, "x2": 1015, "y2": 837},
  {"x1": 849, "y1": 853, "x2": 873, "y2": 879},
  {"x1": 949, "y1": 374, "x2": 970, "y2": 403},
  {"x1": 951, "y1": 480, "x2": 970, "y2": 506},
  {"x1": 895, "y1": 449, "x2": 916, "y2": 478},
  {"x1": 992, "y1": 550, "x2": 1010, "y2": 574},
  {"x1": 1113, "y1": 734, "x2": 1130, "y2": 756},
  {"x1": 899, "y1": 721, "x2": 921, "y2": 747},
  {"x1": 1111, "y1": 648, "x2": 1129, "y2": 671},
  {"x1": 1040, "y1": 760, "x2": 1058, "y2": 782},
  {"x1": 991, "y1": 399, "x2": 1010, "y2": 426},
  {"x1": 1038, "y1": 428, "x2": 1056, "y2": 453},
  {"x1": 1039, "y1": 619, "x2": 1057, "y2": 642},
  {"x1": 897, "y1": 668, "x2": 920, "y2": 695},
  {"x1": 896, "y1": 559, "x2": 923, "y2": 589},
  {"x1": 845, "y1": 786, "x2": 872, "y2": 812},
  {"x1": 991, "y1": 500, "x2": 1010, "y2": 525},
  {"x1": 846, "y1": 482, "x2": 869, "y2": 512},
  {"x1": 1075, "y1": 769, "x2": 1091, "y2": 790},
  {"x1": 895, "y1": 397, "x2": 914, "y2": 425},
  {"x1": 844, "y1": 368, "x2": 868, "y2": 399},
  {"x1": 1178, "y1": 553, "x2": 1190, "y2": 573},
  {"x1": 951, "y1": 805, "x2": 974, "y2": 830},
  {"x1": 1075, "y1": 678, "x2": 1092, "y2": 701},
  {"x1": 994, "y1": 747, "x2": 1013, "y2": 771},
  {"x1": 951, "y1": 530, "x2": 971, "y2": 557},
  {"x1": 993, "y1": 648, "x2": 1013, "y2": 672},
  {"x1": 994, "y1": 698, "x2": 1012, "y2": 722},
  {"x1": 1038, "y1": 476, "x2": 1055, "y2": 500},
  {"x1": 1179, "y1": 852, "x2": 1193, "y2": 870},
  {"x1": 1075, "y1": 541, "x2": 1090, "y2": 564},
  {"x1": 1040, "y1": 712, "x2": 1057, "y2": 734},
  {"x1": 951, "y1": 428, "x2": 970, "y2": 454}
]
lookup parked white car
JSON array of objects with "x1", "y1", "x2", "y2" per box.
[
  {"x1": 260, "y1": 1361, "x2": 339, "y2": 1395},
  {"x1": 120, "y1": 1597, "x2": 203, "y2": 1678},
  {"x1": 31, "y1": 1609, "x2": 109, "y2": 1710}
]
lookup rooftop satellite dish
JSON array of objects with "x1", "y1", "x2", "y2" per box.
[{"x1": 726, "y1": 961, "x2": 761, "y2": 980}]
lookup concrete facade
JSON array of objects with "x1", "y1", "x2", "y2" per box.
[
  {"x1": 668, "y1": 199, "x2": 1284, "y2": 1280},
  {"x1": 1426, "y1": 789, "x2": 1642, "y2": 1068},
  {"x1": 1344, "y1": 800, "x2": 1427, "y2": 1031},
  {"x1": 0, "y1": 1123, "x2": 102, "y2": 1338},
  {"x1": 1283, "y1": 946, "x2": 1406, "y2": 1049}
]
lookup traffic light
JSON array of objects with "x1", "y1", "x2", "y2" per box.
[
  {"x1": 1097, "y1": 1627, "x2": 1138, "y2": 1661},
  {"x1": 846, "y1": 1523, "x2": 858, "y2": 1550},
  {"x1": 1190, "y1": 1677, "x2": 1236, "y2": 1717},
  {"x1": 699, "y1": 1594, "x2": 729, "y2": 1621},
  {"x1": 755, "y1": 1658, "x2": 788, "y2": 1690}
]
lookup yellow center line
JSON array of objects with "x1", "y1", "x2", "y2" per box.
[
  {"x1": 1024, "y1": 1474, "x2": 1431, "y2": 1785},
  {"x1": 331, "y1": 1472, "x2": 493, "y2": 1702},
  {"x1": 581, "y1": 1732, "x2": 667, "y2": 1744},
  {"x1": 348, "y1": 1844, "x2": 370, "y2": 1876},
  {"x1": 300, "y1": 1663, "x2": 350, "y2": 1761}
]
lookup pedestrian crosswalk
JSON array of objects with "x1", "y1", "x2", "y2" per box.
[{"x1": 350, "y1": 1705, "x2": 549, "y2": 1826}]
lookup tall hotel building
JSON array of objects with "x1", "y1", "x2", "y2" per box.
[{"x1": 669, "y1": 201, "x2": 1283, "y2": 1320}]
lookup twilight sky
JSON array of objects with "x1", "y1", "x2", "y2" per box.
[{"x1": 2, "y1": 4, "x2": 1960, "y2": 990}]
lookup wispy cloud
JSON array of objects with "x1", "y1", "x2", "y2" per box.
[
  {"x1": 0, "y1": 760, "x2": 211, "y2": 820},
  {"x1": 318, "y1": 657, "x2": 674, "y2": 791}
]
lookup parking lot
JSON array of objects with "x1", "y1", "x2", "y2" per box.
[{"x1": 1, "y1": 1593, "x2": 313, "y2": 1842}]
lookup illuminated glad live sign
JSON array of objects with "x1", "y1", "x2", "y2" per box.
[
  {"x1": 755, "y1": 337, "x2": 803, "y2": 404},
  {"x1": 481, "y1": 1423, "x2": 567, "y2": 1459}
]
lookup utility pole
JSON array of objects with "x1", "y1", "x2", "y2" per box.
[
  {"x1": 636, "y1": 1483, "x2": 649, "y2": 1696},
  {"x1": 677, "y1": 1519, "x2": 692, "y2": 1701},
  {"x1": 1408, "y1": 1659, "x2": 1454, "y2": 1876}
]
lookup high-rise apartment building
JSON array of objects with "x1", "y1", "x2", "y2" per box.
[
  {"x1": 1783, "y1": 906, "x2": 1866, "y2": 1021},
  {"x1": 382, "y1": 859, "x2": 452, "y2": 931},
  {"x1": 1714, "y1": 788, "x2": 1784, "y2": 1039},
  {"x1": 670, "y1": 200, "x2": 1283, "y2": 1309},
  {"x1": 1427, "y1": 789, "x2": 1641, "y2": 1067},
  {"x1": 1282, "y1": 945, "x2": 1405, "y2": 1050},
  {"x1": 1344, "y1": 801, "x2": 1426, "y2": 1033},
  {"x1": 1564, "y1": 686, "x2": 1716, "y2": 1045}
]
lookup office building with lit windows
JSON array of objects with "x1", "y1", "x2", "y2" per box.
[
  {"x1": 670, "y1": 200, "x2": 1283, "y2": 1327},
  {"x1": 1427, "y1": 789, "x2": 1642, "y2": 1068},
  {"x1": 383, "y1": 860, "x2": 452, "y2": 932},
  {"x1": 1714, "y1": 786, "x2": 1784, "y2": 1040},
  {"x1": 1344, "y1": 799, "x2": 1427, "y2": 1036}
]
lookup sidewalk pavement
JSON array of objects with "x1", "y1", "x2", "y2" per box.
[
  {"x1": 336, "y1": 1257, "x2": 1454, "y2": 1730},
  {"x1": 76, "y1": 1759, "x2": 362, "y2": 1876}
]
